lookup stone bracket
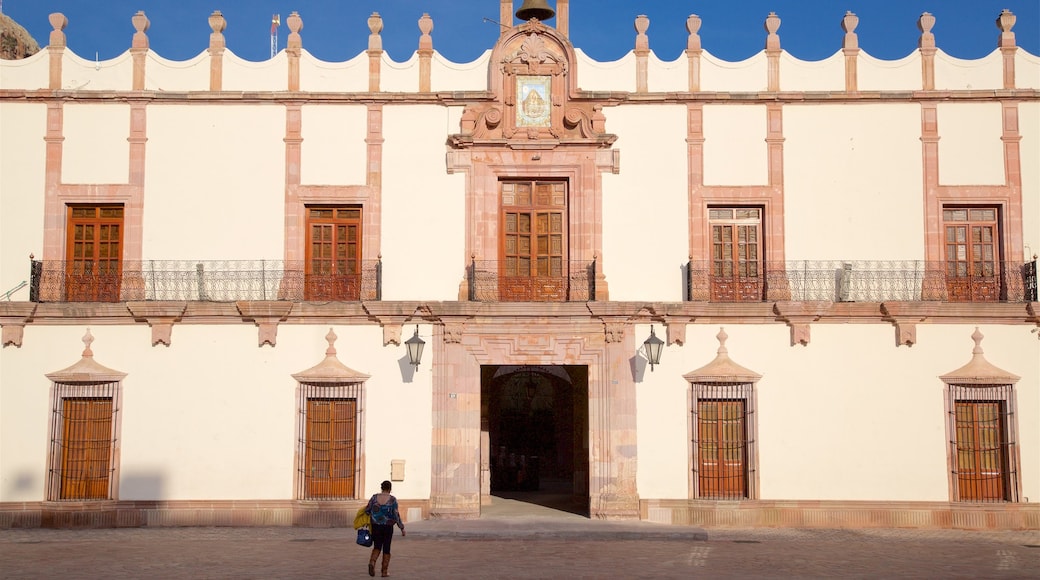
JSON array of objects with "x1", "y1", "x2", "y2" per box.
[
  {"x1": 126, "y1": 302, "x2": 187, "y2": 347},
  {"x1": 774, "y1": 301, "x2": 831, "y2": 346},
  {"x1": 881, "y1": 302, "x2": 940, "y2": 347},
  {"x1": 0, "y1": 302, "x2": 38, "y2": 348},
  {"x1": 236, "y1": 301, "x2": 293, "y2": 347},
  {"x1": 364, "y1": 302, "x2": 428, "y2": 346},
  {"x1": 1027, "y1": 302, "x2": 1040, "y2": 340}
]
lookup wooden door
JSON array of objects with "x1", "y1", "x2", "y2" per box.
[
  {"x1": 955, "y1": 401, "x2": 1007, "y2": 501},
  {"x1": 709, "y1": 208, "x2": 762, "y2": 302},
  {"x1": 59, "y1": 398, "x2": 113, "y2": 500},
  {"x1": 304, "y1": 399, "x2": 356, "y2": 498},
  {"x1": 66, "y1": 206, "x2": 123, "y2": 302},
  {"x1": 500, "y1": 181, "x2": 567, "y2": 301},
  {"x1": 698, "y1": 400, "x2": 747, "y2": 499},
  {"x1": 305, "y1": 207, "x2": 362, "y2": 300},
  {"x1": 944, "y1": 208, "x2": 999, "y2": 302}
]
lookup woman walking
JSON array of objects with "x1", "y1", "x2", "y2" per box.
[{"x1": 365, "y1": 480, "x2": 406, "y2": 577}]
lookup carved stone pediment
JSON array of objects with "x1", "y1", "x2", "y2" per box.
[{"x1": 449, "y1": 25, "x2": 615, "y2": 149}]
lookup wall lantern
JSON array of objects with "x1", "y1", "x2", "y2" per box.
[
  {"x1": 643, "y1": 325, "x2": 664, "y2": 372},
  {"x1": 405, "y1": 326, "x2": 425, "y2": 369}
]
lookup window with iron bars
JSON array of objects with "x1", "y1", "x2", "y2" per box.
[
  {"x1": 296, "y1": 383, "x2": 364, "y2": 500},
  {"x1": 691, "y1": 383, "x2": 757, "y2": 500},
  {"x1": 946, "y1": 384, "x2": 1020, "y2": 503},
  {"x1": 47, "y1": 382, "x2": 120, "y2": 501}
]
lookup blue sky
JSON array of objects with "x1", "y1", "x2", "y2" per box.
[{"x1": 5, "y1": 1, "x2": 1038, "y2": 64}]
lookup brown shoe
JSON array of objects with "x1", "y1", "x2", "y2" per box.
[
  {"x1": 368, "y1": 547, "x2": 380, "y2": 576},
  {"x1": 381, "y1": 553, "x2": 392, "y2": 577}
]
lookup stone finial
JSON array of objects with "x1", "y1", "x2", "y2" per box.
[
  {"x1": 841, "y1": 11, "x2": 859, "y2": 50},
  {"x1": 418, "y1": 13, "x2": 433, "y2": 52},
  {"x1": 325, "y1": 328, "x2": 338, "y2": 356},
  {"x1": 368, "y1": 12, "x2": 384, "y2": 52},
  {"x1": 686, "y1": 14, "x2": 702, "y2": 52},
  {"x1": 634, "y1": 15, "x2": 650, "y2": 53},
  {"x1": 208, "y1": 11, "x2": 226, "y2": 50},
  {"x1": 765, "y1": 12, "x2": 781, "y2": 51},
  {"x1": 49, "y1": 13, "x2": 68, "y2": 47},
  {"x1": 287, "y1": 11, "x2": 303, "y2": 52},
  {"x1": 917, "y1": 12, "x2": 936, "y2": 49},
  {"x1": 131, "y1": 11, "x2": 150, "y2": 49},
  {"x1": 997, "y1": 9, "x2": 1016, "y2": 48},
  {"x1": 716, "y1": 327, "x2": 728, "y2": 354},
  {"x1": 82, "y1": 328, "x2": 95, "y2": 357},
  {"x1": 970, "y1": 327, "x2": 984, "y2": 354}
]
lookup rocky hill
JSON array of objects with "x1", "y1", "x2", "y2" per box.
[{"x1": 1, "y1": 12, "x2": 41, "y2": 60}]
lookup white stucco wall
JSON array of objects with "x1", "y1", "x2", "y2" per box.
[
  {"x1": 222, "y1": 52, "x2": 288, "y2": 93},
  {"x1": 0, "y1": 323, "x2": 434, "y2": 502},
  {"x1": 779, "y1": 51, "x2": 844, "y2": 92},
  {"x1": 301, "y1": 105, "x2": 368, "y2": 186},
  {"x1": 574, "y1": 49, "x2": 635, "y2": 92},
  {"x1": 61, "y1": 104, "x2": 130, "y2": 185},
  {"x1": 935, "y1": 50, "x2": 1003, "y2": 91},
  {"x1": 637, "y1": 323, "x2": 1039, "y2": 502},
  {"x1": 143, "y1": 51, "x2": 209, "y2": 92},
  {"x1": 1016, "y1": 50, "x2": 1040, "y2": 89},
  {"x1": 702, "y1": 104, "x2": 768, "y2": 186},
  {"x1": 784, "y1": 103, "x2": 923, "y2": 261},
  {"x1": 380, "y1": 105, "x2": 466, "y2": 301},
  {"x1": 61, "y1": 50, "x2": 132, "y2": 92},
  {"x1": 143, "y1": 105, "x2": 285, "y2": 260},
  {"x1": 646, "y1": 53, "x2": 686, "y2": 93},
  {"x1": 0, "y1": 49, "x2": 48, "y2": 90},
  {"x1": 0, "y1": 103, "x2": 46, "y2": 301},
  {"x1": 381, "y1": 52, "x2": 420, "y2": 93},
  {"x1": 858, "y1": 52, "x2": 922, "y2": 91},
  {"x1": 299, "y1": 51, "x2": 369, "y2": 93},
  {"x1": 701, "y1": 51, "x2": 767, "y2": 93},
  {"x1": 937, "y1": 102, "x2": 1005, "y2": 186},
  {"x1": 601, "y1": 104, "x2": 688, "y2": 302},
  {"x1": 430, "y1": 51, "x2": 491, "y2": 92},
  {"x1": 1021, "y1": 102, "x2": 1040, "y2": 262}
]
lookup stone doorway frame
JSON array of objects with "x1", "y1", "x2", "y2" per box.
[{"x1": 429, "y1": 315, "x2": 639, "y2": 520}]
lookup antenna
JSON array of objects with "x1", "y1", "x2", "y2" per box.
[{"x1": 271, "y1": 14, "x2": 281, "y2": 58}]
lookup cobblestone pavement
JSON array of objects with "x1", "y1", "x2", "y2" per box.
[{"x1": 2, "y1": 519, "x2": 1038, "y2": 580}]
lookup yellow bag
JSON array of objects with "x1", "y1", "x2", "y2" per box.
[{"x1": 353, "y1": 506, "x2": 371, "y2": 530}]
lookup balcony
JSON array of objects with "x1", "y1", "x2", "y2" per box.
[
  {"x1": 685, "y1": 260, "x2": 1038, "y2": 303},
  {"x1": 29, "y1": 260, "x2": 381, "y2": 303},
  {"x1": 467, "y1": 259, "x2": 596, "y2": 302}
]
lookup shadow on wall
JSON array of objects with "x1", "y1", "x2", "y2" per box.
[{"x1": 120, "y1": 472, "x2": 164, "y2": 500}]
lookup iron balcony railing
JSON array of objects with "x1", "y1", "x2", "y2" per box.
[
  {"x1": 29, "y1": 259, "x2": 382, "y2": 303},
  {"x1": 685, "y1": 260, "x2": 1038, "y2": 303},
  {"x1": 467, "y1": 258, "x2": 596, "y2": 302}
]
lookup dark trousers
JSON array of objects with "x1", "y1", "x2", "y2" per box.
[{"x1": 371, "y1": 523, "x2": 395, "y2": 554}]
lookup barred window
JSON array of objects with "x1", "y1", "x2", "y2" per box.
[
  {"x1": 297, "y1": 383, "x2": 363, "y2": 500},
  {"x1": 947, "y1": 384, "x2": 1020, "y2": 503},
  {"x1": 47, "y1": 382, "x2": 120, "y2": 501},
  {"x1": 691, "y1": 383, "x2": 757, "y2": 500}
]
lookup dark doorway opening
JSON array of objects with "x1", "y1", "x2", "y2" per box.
[{"x1": 481, "y1": 365, "x2": 589, "y2": 517}]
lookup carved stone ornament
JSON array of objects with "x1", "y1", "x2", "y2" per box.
[{"x1": 443, "y1": 323, "x2": 464, "y2": 344}]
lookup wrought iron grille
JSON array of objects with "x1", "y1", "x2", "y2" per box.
[
  {"x1": 468, "y1": 258, "x2": 595, "y2": 302},
  {"x1": 692, "y1": 383, "x2": 756, "y2": 500},
  {"x1": 296, "y1": 383, "x2": 364, "y2": 501},
  {"x1": 948, "y1": 384, "x2": 1018, "y2": 503},
  {"x1": 29, "y1": 259, "x2": 381, "y2": 303},
  {"x1": 1025, "y1": 259, "x2": 1038, "y2": 302},
  {"x1": 686, "y1": 260, "x2": 1032, "y2": 303},
  {"x1": 48, "y1": 382, "x2": 119, "y2": 501}
]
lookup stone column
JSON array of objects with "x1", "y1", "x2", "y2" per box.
[
  {"x1": 367, "y1": 13, "x2": 383, "y2": 92},
  {"x1": 686, "y1": 15, "x2": 702, "y2": 92},
  {"x1": 841, "y1": 11, "x2": 860, "y2": 93},
  {"x1": 286, "y1": 12, "x2": 302, "y2": 91},
  {"x1": 765, "y1": 12, "x2": 781, "y2": 92},
  {"x1": 634, "y1": 15, "x2": 649, "y2": 93},
  {"x1": 418, "y1": 13, "x2": 433, "y2": 93},
  {"x1": 47, "y1": 13, "x2": 67, "y2": 90},
  {"x1": 556, "y1": 0, "x2": 569, "y2": 37},
  {"x1": 918, "y1": 13, "x2": 936, "y2": 91},
  {"x1": 997, "y1": 9, "x2": 1017, "y2": 89},
  {"x1": 208, "y1": 11, "x2": 226, "y2": 91},
  {"x1": 130, "y1": 11, "x2": 149, "y2": 90}
]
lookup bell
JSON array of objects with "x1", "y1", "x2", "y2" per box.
[{"x1": 515, "y1": 0, "x2": 555, "y2": 22}]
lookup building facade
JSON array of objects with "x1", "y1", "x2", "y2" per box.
[{"x1": 1, "y1": 1, "x2": 1038, "y2": 529}]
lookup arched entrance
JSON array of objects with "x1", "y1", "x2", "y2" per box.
[{"x1": 480, "y1": 365, "x2": 589, "y2": 516}]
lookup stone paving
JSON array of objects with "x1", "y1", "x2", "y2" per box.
[{"x1": 2, "y1": 520, "x2": 1038, "y2": 579}]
